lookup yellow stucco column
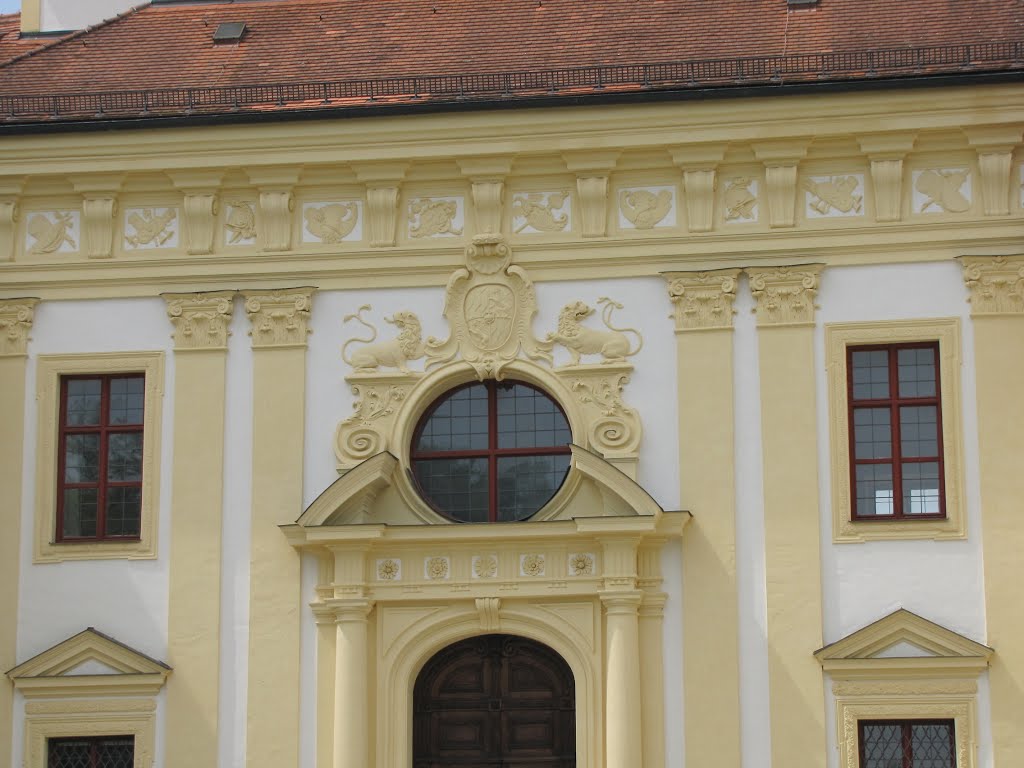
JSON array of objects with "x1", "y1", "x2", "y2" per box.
[
  {"x1": 0, "y1": 298, "x2": 38, "y2": 764},
  {"x1": 638, "y1": 543, "x2": 667, "y2": 768},
  {"x1": 162, "y1": 291, "x2": 234, "y2": 767},
  {"x1": 242, "y1": 287, "x2": 314, "y2": 768},
  {"x1": 746, "y1": 265, "x2": 826, "y2": 768},
  {"x1": 665, "y1": 269, "x2": 742, "y2": 768},
  {"x1": 332, "y1": 599, "x2": 373, "y2": 768},
  {"x1": 961, "y1": 255, "x2": 1024, "y2": 765}
]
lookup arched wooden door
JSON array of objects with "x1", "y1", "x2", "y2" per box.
[{"x1": 413, "y1": 634, "x2": 576, "y2": 768}]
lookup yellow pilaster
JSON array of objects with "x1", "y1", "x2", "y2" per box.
[
  {"x1": 162, "y1": 291, "x2": 234, "y2": 766},
  {"x1": 638, "y1": 543, "x2": 667, "y2": 768},
  {"x1": 746, "y1": 265, "x2": 826, "y2": 768},
  {"x1": 332, "y1": 600, "x2": 372, "y2": 768},
  {"x1": 242, "y1": 287, "x2": 314, "y2": 768},
  {"x1": 961, "y1": 255, "x2": 1024, "y2": 765},
  {"x1": 0, "y1": 298, "x2": 38, "y2": 764},
  {"x1": 664, "y1": 269, "x2": 742, "y2": 768}
]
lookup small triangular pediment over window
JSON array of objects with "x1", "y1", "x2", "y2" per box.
[
  {"x1": 815, "y1": 609, "x2": 992, "y2": 674},
  {"x1": 6, "y1": 628, "x2": 171, "y2": 697}
]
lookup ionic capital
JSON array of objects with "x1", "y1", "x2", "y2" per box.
[
  {"x1": 600, "y1": 591, "x2": 644, "y2": 615},
  {"x1": 242, "y1": 287, "x2": 315, "y2": 348},
  {"x1": 960, "y1": 255, "x2": 1024, "y2": 317},
  {"x1": 326, "y1": 598, "x2": 374, "y2": 623},
  {"x1": 746, "y1": 264, "x2": 824, "y2": 327},
  {"x1": 163, "y1": 290, "x2": 236, "y2": 350},
  {"x1": 664, "y1": 268, "x2": 740, "y2": 331},
  {"x1": 0, "y1": 297, "x2": 40, "y2": 356}
]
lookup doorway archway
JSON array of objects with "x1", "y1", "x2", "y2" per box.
[{"x1": 413, "y1": 634, "x2": 576, "y2": 768}]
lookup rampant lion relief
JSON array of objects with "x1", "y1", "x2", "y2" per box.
[
  {"x1": 342, "y1": 305, "x2": 425, "y2": 374},
  {"x1": 547, "y1": 298, "x2": 643, "y2": 366}
]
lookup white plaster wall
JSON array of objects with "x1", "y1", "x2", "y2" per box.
[{"x1": 15, "y1": 298, "x2": 174, "y2": 767}]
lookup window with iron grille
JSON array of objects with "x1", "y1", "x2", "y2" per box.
[
  {"x1": 848, "y1": 343, "x2": 945, "y2": 520},
  {"x1": 57, "y1": 374, "x2": 145, "y2": 541},
  {"x1": 411, "y1": 380, "x2": 572, "y2": 523},
  {"x1": 858, "y1": 719, "x2": 955, "y2": 768},
  {"x1": 48, "y1": 736, "x2": 134, "y2": 768}
]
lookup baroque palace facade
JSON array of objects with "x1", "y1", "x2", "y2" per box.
[{"x1": 1, "y1": 1, "x2": 1023, "y2": 767}]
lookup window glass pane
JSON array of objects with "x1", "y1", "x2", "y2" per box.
[
  {"x1": 65, "y1": 378, "x2": 102, "y2": 426},
  {"x1": 109, "y1": 376, "x2": 145, "y2": 425},
  {"x1": 416, "y1": 385, "x2": 488, "y2": 452},
  {"x1": 106, "y1": 487, "x2": 142, "y2": 537},
  {"x1": 496, "y1": 384, "x2": 570, "y2": 449},
  {"x1": 903, "y1": 462, "x2": 941, "y2": 515},
  {"x1": 48, "y1": 738, "x2": 92, "y2": 768},
  {"x1": 62, "y1": 488, "x2": 98, "y2": 538},
  {"x1": 107, "y1": 432, "x2": 143, "y2": 481},
  {"x1": 49, "y1": 736, "x2": 135, "y2": 768},
  {"x1": 910, "y1": 722, "x2": 954, "y2": 768},
  {"x1": 900, "y1": 406, "x2": 939, "y2": 458},
  {"x1": 898, "y1": 347, "x2": 937, "y2": 398},
  {"x1": 855, "y1": 464, "x2": 894, "y2": 516},
  {"x1": 64, "y1": 434, "x2": 100, "y2": 482},
  {"x1": 496, "y1": 454, "x2": 571, "y2": 521},
  {"x1": 860, "y1": 723, "x2": 903, "y2": 768},
  {"x1": 853, "y1": 408, "x2": 892, "y2": 459},
  {"x1": 413, "y1": 458, "x2": 489, "y2": 522},
  {"x1": 851, "y1": 349, "x2": 890, "y2": 400}
]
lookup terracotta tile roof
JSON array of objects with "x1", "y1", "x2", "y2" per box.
[
  {"x1": 0, "y1": 0, "x2": 1021, "y2": 123},
  {"x1": 0, "y1": 13, "x2": 72, "y2": 64}
]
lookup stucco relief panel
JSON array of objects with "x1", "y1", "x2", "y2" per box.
[
  {"x1": 123, "y1": 207, "x2": 178, "y2": 249},
  {"x1": 25, "y1": 210, "x2": 80, "y2": 255}
]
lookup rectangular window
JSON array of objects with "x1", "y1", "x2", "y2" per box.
[
  {"x1": 48, "y1": 736, "x2": 135, "y2": 768},
  {"x1": 858, "y1": 720, "x2": 955, "y2": 768},
  {"x1": 57, "y1": 374, "x2": 145, "y2": 541},
  {"x1": 848, "y1": 343, "x2": 945, "y2": 521}
]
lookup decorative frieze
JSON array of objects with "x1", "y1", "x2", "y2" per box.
[
  {"x1": 512, "y1": 191, "x2": 571, "y2": 234},
  {"x1": 520, "y1": 554, "x2": 546, "y2": 577},
  {"x1": 242, "y1": 287, "x2": 315, "y2": 348},
  {"x1": 182, "y1": 193, "x2": 219, "y2": 255},
  {"x1": 376, "y1": 558, "x2": 401, "y2": 581},
  {"x1": 408, "y1": 196, "x2": 464, "y2": 239},
  {"x1": 722, "y1": 177, "x2": 759, "y2": 223},
  {"x1": 163, "y1": 291, "x2": 236, "y2": 350},
  {"x1": 0, "y1": 198, "x2": 18, "y2": 261},
  {"x1": 803, "y1": 174, "x2": 864, "y2": 218},
  {"x1": 576, "y1": 176, "x2": 608, "y2": 237},
  {"x1": 124, "y1": 207, "x2": 178, "y2": 250},
  {"x1": 664, "y1": 269, "x2": 741, "y2": 331},
  {"x1": 0, "y1": 298, "x2": 39, "y2": 356},
  {"x1": 303, "y1": 201, "x2": 361, "y2": 244},
  {"x1": 225, "y1": 200, "x2": 258, "y2": 245},
  {"x1": 568, "y1": 553, "x2": 596, "y2": 576},
  {"x1": 618, "y1": 186, "x2": 675, "y2": 230},
  {"x1": 472, "y1": 555, "x2": 498, "y2": 579},
  {"x1": 960, "y1": 255, "x2": 1024, "y2": 316},
  {"x1": 26, "y1": 210, "x2": 79, "y2": 255},
  {"x1": 746, "y1": 264, "x2": 824, "y2": 326},
  {"x1": 913, "y1": 169, "x2": 971, "y2": 214},
  {"x1": 257, "y1": 190, "x2": 294, "y2": 251},
  {"x1": 424, "y1": 557, "x2": 450, "y2": 581},
  {"x1": 81, "y1": 196, "x2": 117, "y2": 258}
]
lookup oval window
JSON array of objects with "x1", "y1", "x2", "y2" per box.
[{"x1": 411, "y1": 380, "x2": 572, "y2": 522}]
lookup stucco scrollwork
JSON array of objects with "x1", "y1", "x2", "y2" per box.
[
  {"x1": 163, "y1": 291, "x2": 235, "y2": 350},
  {"x1": 723, "y1": 177, "x2": 758, "y2": 222},
  {"x1": 914, "y1": 169, "x2": 971, "y2": 213},
  {"x1": 425, "y1": 236, "x2": 552, "y2": 378},
  {"x1": 408, "y1": 197, "x2": 463, "y2": 238},
  {"x1": 803, "y1": 175, "x2": 864, "y2": 216},
  {"x1": 225, "y1": 200, "x2": 257, "y2": 244},
  {"x1": 746, "y1": 265, "x2": 824, "y2": 326},
  {"x1": 342, "y1": 305, "x2": 425, "y2": 374},
  {"x1": 512, "y1": 191, "x2": 570, "y2": 234},
  {"x1": 125, "y1": 207, "x2": 177, "y2": 249},
  {"x1": 547, "y1": 297, "x2": 643, "y2": 365},
  {"x1": 665, "y1": 269, "x2": 740, "y2": 331},
  {"x1": 243, "y1": 287, "x2": 314, "y2": 348},
  {"x1": 0, "y1": 297, "x2": 39, "y2": 356},
  {"x1": 28, "y1": 211, "x2": 78, "y2": 254},
  {"x1": 619, "y1": 188, "x2": 673, "y2": 230},
  {"x1": 334, "y1": 377, "x2": 415, "y2": 469},
  {"x1": 568, "y1": 367, "x2": 642, "y2": 457},
  {"x1": 304, "y1": 202, "x2": 360, "y2": 243},
  {"x1": 960, "y1": 255, "x2": 1024, "y2": 316}
]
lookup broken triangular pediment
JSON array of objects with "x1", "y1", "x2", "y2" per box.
[
  {"x1": 815, "y1": 609, "x2": 992, "y2": 673},
  {"x1": 295, "y1": 451, "x2": 399, "y2": 526},
  {"x1": 7, "y1": 628, "x2": 171, "y2": 697}
]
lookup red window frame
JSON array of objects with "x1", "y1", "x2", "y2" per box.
[
  {"x1": 47, "y1": 735, "x2": 135, "y2": 768},
  {"x1": 857, "y1": 719, "x2": 954, "y2": 768},
  {"x1": 847, "y1": 342, "x2": 945, "y2": 521},
  {"x1": 410, "y1": 380, "x2": 572, "y2": 523},
  {"x1": 56, "y1": 373, "x2": 145, "y2": 542}
]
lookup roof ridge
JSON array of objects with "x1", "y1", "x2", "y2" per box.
[{"x1": 0, "y1": 2, "x2": 151, "y2": 70}]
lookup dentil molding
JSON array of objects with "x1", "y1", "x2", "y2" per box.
[
  {"x1": 0, "y1": 297, "x2": 39, "y2": 356},
  {"x1": 746, "y1": 264, "x2": 824, "y2": 326},
  {"x1": 960, "y1": 254, "x2": 1024, "y2": 316},
  {"x1": 163, "y1": 291, "x2": 236, "y2": 350},
  {"x1": 664, "y1": 269, "x2": 740, "y2": 331},
  {"x1": 243, "y1": 287, "x2": 315, "y2": 348}
]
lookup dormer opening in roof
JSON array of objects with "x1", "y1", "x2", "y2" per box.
[
  {"x1": 787, "y1": 0, "x2": 820, "y2": 6},
  {"x1": 213, "y1": 21, "x2": 246, "y2": 43}
]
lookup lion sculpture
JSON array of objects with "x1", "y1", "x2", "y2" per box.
[
  {"x1": 547, "y1": 297, "x2": 643, "y2": 365},
  {"x1": 342, "y1": 305, "x2": 425, "y2": 373}
]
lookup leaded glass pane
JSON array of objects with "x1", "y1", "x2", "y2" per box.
[
  {"x1": 416, "y1": 384, "x2": 489, "y2": 452},
  {"x1": 106, "y1": 487, "x2": 142, "y2": 536},
  {"x1": 851, "y1": 349, "x2": 890, "y2": 400},
  {"x1": 902, "y1": 462, "x2": 941, "y2": 515},
  {"x1": 898, "y1": 347, "x2": 937, "y2": 398},
  {"x1": 861, "y1": 723, "x2": 903, "y2": 768},
  {"x1": 413, "y1": 457, "x2": 489, "y2": 522},
  {"x1": 854, "y1": 407, "x2": 892, "y2": 459},
  {"x1": 62, "y1": 488, "x2": 98, "y2": 537},
  {"x1": 109, "y1": 377, "x2": 145, "y2": 425},
  {"x1": 65, "y1": 434, "x2": 100, "y2": 482},
  {"x1": 496, "y1": 384, "x2": 571, "y2": 449},
  {"x1": 900, "y1": 406, "x2": 939, "y2": 458},
  {"x1": 497, "y1": 454, "x2": 571, "y2": 521},
  {"x1": 107, "y1": 432, "x2": 143, "y2": 481},
  {"x1": 65, "y1": 379, "x2": 102, "y2": 426},
  {"x1": 910, "y1": 722, "x2": 954, "y2": 768},
  {"x1": 855, "y1": 464, "x2": 894, "y2": 516}
]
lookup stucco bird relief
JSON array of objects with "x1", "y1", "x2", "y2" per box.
[
  {"x1": 511, "y1": 191, "x2": 571, "y2": 234},
  {"x1": 25, "y1": 210, "x2": 80, "y2": 255},
  {"x1": 803, "y1": 175, "x2": 865, "y2": 218},
  {"x1": 913, "y1": 169, "x2": 972, "y2": 214},
  {"x1": 124, "y1": 207, "x2": 178, "y2": 249},
  {"x1": 723, "y1": 177, "x2": 759, "y2": 223},
  {"x1": 407, "y1": 197, "x2": 464, "y2": 238},
  {"x1": 224, "y1": 201, "x2": 257, "y2": 245},
  {"x1": 618, "y1": 187, "x2": 675, "y2": 230},
  {"x1": 303, "y1": 201, "x2": 361, "y2": 244}
]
